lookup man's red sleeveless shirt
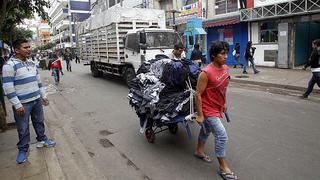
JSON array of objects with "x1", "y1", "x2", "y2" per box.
[{"x1": 201, "y1": 64, "x2": 229, "y2": 118}]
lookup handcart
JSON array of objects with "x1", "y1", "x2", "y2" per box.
[
  {"x1": 141, "y1": 79, "x2": 196, "y2": 143},
  {"x1": 143, "y1": 115, "x2": 193, "y2": 143}
]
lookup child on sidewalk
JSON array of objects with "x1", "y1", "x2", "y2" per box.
[{"x1": 50, "y1": 53, "x2": 63, "y2": 85}]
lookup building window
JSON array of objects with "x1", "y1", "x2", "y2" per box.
[
  {"x1": 264, "y1": 50, "x2": 277, "y2": 62},
  {"x1": 125, "y1": 33, "x2": 139, "y2": 52},
  {"x1": 260, "y1": 21, "x2": 278, "y2": 43},
  {"x1": 109, "y1": 0, "x2": 116, "y2": 7},
  {"x1": 215, "y1": 0, "x2": 238, "y2": 15}
]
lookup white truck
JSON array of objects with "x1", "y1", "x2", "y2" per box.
[{"x1": 77, "y1": 7, "x2": 182, "y2": 86}]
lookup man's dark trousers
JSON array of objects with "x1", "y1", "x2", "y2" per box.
[{"x1": 303, "y1": 72, "x2": 320, "y2": 97}]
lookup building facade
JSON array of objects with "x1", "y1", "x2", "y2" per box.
[
  {"x1": 39, "y1": 20, "x2": 51, "y2": 46},
  {"x1": 241, "y1": 0, "x2": 320, "y2": 68},
  {"x1": 48, "y1": 0, "x2": 90, "y2": 49},
  {"x1": 203, "y1": 0, "x2": 248, "y2": 65}
]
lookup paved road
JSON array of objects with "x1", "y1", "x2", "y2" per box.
[{"x1": 42, "y1": 62, "x2": 320, "y2": 180}]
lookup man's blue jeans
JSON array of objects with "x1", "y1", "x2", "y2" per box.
[
  {"x1": 198, "y1": 117, "x2": 228, "y2": 157},
  {"x1": 243, "y1": 57, "x2": 258, "y2": 73},
  {"x1": 13, "y1": 98, "x2": 47, "y2": 152},
  {"x1": 303, "y1": 72, "x2": 320, "y2": 97}
]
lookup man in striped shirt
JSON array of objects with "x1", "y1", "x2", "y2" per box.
[{"x1": 2, "y1": 39, "x2": 56, "y2": 164}]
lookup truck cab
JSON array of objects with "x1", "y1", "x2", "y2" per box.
[{"x1": 124, "y1": 28, "x2": 182, "y2": 71}]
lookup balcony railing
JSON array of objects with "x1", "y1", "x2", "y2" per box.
[{"x1": 240, "y1": 0, "x2": 320, "y2": 21}]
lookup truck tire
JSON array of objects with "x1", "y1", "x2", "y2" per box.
[
  {"x1": 124, "y1": 67, "x2": 135, "y2": 88},
  {"x1": 91, "y1": 63, "x2": 102, "y2": 77}
]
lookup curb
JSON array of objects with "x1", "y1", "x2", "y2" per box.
[
  {"x1": 230, "y1": 78, "x2": 320, "y2": 94},
  {"x1": 44, "y1": 100, "x2": 107, "y2": 180}
]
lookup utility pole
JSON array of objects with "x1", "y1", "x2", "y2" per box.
[
  {"x1": 166, "y1": 9, "x2": 181, "y2": 31},
  {"x1": 73, "y1": 13, "x2": 80, "y2": 49},
  {"x1": 68, "y1": 0, "x2": 74, "y2": 48}
]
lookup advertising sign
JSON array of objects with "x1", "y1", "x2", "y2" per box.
[
  {"x1": 254, "y1": 0, "x2": 291, "y2": 7},
  {"x1": 180, "y1": 2, "x2": 200, "y2": 17},
  {"x1": 176, "y1": 0, "x2": 204, "y2": 25}
]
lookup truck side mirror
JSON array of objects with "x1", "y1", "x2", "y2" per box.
[{"x1": 140, "y1": 32, "x2": 146, "y2": 44}]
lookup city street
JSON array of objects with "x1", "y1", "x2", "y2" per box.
[{"x1": 41, "y1": 62, "x2": 320, "y2": 180}]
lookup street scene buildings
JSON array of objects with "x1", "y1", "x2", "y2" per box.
[{"x1": 0, "y1": 0, "x2": 320, "y2": 180}]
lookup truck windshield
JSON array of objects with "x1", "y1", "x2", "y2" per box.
[{"x1": 145, "y1": 32, "x2": 182, "y2": 49}]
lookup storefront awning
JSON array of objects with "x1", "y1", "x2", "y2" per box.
[
  {"x1": 203, "y1": 18, "x2": 240, "y2": 28},
  {"x1": 194, "y1": 28, "x2": 207, "y2": 35}
]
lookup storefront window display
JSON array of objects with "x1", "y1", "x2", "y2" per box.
[{"x1": 260, "y1": 21, "x2": 278, "y2": 43}]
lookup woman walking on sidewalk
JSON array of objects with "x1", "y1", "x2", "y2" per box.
[
  {"x1": 194, "y1": 41, "x2": 238, "y2": 180},
  {"x1": 243, "y1": 41, "x2": 259, "y2": 74},
  {"x1": 232, "y1": 42, "x2": 242, "y2": 68},
  {"x1": 301, "y1": 39, "x2": 320, "y2": 98}
]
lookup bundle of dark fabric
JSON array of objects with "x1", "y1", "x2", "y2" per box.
[{"x1": 128, "y1": 58, "x2": 200, "y2": 124}]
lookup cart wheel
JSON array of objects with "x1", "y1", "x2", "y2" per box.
[
  {"x1": 145, "y1": 128, "x2": 155, "y2": 143},
  {"x1": 168, "y1": 124, "x2": 178, "y2": 134}
]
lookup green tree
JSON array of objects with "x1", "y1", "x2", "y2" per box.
[
  {"x1": 0, "y1": 27, "x2": 34, "y2": 45},
  {"x1": 0, "y1": 0, "x2": 49, "y2": 30},
  {"x1": 0, "y1": 0, "x2": 49, "y2": 51}
]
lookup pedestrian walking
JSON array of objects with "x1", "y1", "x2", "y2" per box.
[
  {"x1": 64, "y1": 49, "x2": 72, "y2": 72},
  {"x1": 232, "y1": 42, "x2": 242, "y2": 68},
  {"x1": 50, "y1": 53, "x2": 64, "y2": 85},
  {"x1": 2, "y1": 39, "x2": 56, "y2": 164},
  {"x1": 243, "y1": 41, "x2": 259, "y2": 74},
  {"x1": 194, "y1": 41, "x2": 238, "y2": 180},
  {"x1": 75, "y1": 53, "x2": 80, "y2": 63},
  {"x1": 301, "y1": 39, "x2": 320, "y2": 98},
  {"x1": 190, "y1": 44, "x2": 202, "y2": 67}
]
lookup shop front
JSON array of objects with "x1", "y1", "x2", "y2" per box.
[{"x1": 204, "y1": 15, "x2": 248, "y2": 65}]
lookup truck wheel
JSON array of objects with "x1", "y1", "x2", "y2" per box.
[
  {"x1": 145, "y1": 128, "x2": 155, "y2": 143},
  {"x1": 168, "y1": 124, "x2": 178, "y2": 134},
  {"x1": 125, "y1": 67, "x2": 135, "y2": 88},
  {"x1": 91, "y1": 65, "x2": 102, "y2": 77}
]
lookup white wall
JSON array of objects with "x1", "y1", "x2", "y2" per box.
[
  {"x1": 254, "y1": 0, "x2": 290, "y2": 7},
  {"x1": 250, "y1": 22, "x2": 277, "y2": 67},
  {"x1": 253, "y1": 44, "x2": 277, "y2": 67}
]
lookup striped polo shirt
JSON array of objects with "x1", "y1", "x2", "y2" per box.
[{"x1": 2, "y1": 55, "x2": 46, "y2": 109}]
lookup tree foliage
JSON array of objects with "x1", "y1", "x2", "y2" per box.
[
  {"x1": 0, "y1": 0, "x2": 50, "y2": 51},
  {"x1": 0, "y1": 0, "x2": 49, "y2": 36},
  {"x1": 33, "y1": 42, "x2": 56, "y2": 52},
  {"x1": 0, "y1": 27, "x2": 34, "y2": 45}
]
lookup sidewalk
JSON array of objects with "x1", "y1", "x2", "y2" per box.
[
  {"x1": 228, "y1": 66, "x2": 320, "y2": 94},
  {"x1": 0, "y1": 102, "x2": 65, "y2": 180},
  {"x1": 0, "y1": 97, "x2": 106, "y2": 180}
]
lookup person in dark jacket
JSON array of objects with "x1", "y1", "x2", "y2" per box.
[
  {"x1": 191, "y1": 44, "x2": 202, "y2": 67},
  {"x1": 232, "y1": 43, "x2": 242, "y2": 68},
  {"x1": 301, "y1": 39, "x2": 320, "y2": 98},
  {"x1": 243, "y1": 41, "x2": 259, "y2": 74},
  {"x1": 64, "y1": 49, "x2": 72, "y2": 72}
]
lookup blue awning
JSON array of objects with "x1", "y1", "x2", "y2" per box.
[{"x1": 194, "y1": 28, "x2": 207, "y2": 35}]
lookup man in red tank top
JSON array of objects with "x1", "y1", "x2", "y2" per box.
[{"x1": 194, "y1": 41, "x2": 238, "y2": 180}]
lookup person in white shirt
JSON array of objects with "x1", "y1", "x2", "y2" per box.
[{"x1": 168, "y1": 44, "x2": 185, "y2": 60}]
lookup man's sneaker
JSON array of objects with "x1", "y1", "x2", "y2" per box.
[
  {"x1": 243, "y1": 71, "x2": 248, "y2": 74},
  {"x1": 254, "y1": 70, "x2": 260, "y2": 74},
  {"x1": 36, "y1": 139, "x2": 56, "y2": 148},
  {"x1": 16, "y1": 151, "x2": 27, "y2": 164}
]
